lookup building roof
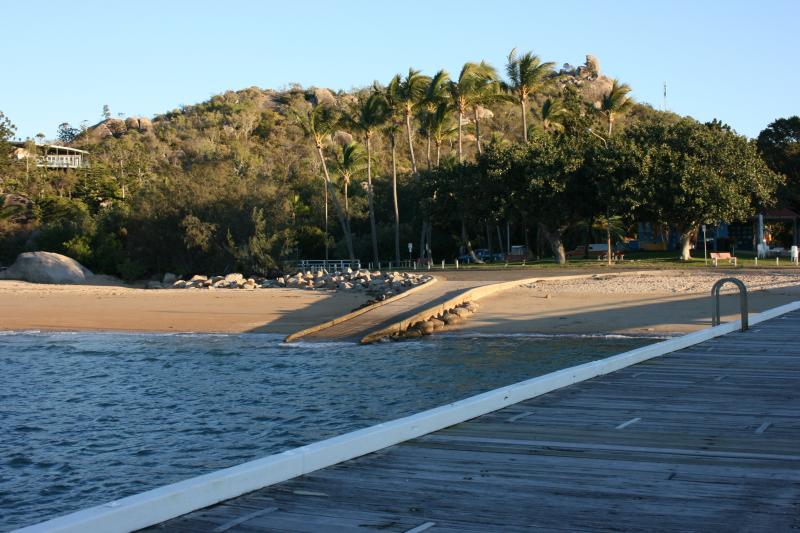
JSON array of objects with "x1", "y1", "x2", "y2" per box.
[
  {"x1": 764, "y1": 208, "x2": 799, "y2": 219},
  {"x1": 10, "y1": 142, "x2": 89, "y2": 155}
]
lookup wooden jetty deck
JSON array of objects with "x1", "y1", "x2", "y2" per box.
[{"x1": 145, "y1": 309, "x2": 800, "y2": 532}]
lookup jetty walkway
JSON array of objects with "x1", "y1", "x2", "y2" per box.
[{"x1": 143, "y1": 307, "x2": 800, "y2": 532}]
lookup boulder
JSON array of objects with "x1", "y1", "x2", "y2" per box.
[
  {"x1": 310, "y1": 87, "x2": 336, "y2": 106},
  {"x1": 416, "y1": 320, "x2": 435, "y2": 335},
  {"x1": 333, "y1": 130, "x2": 354, "y2": 146},
  {"x1": 430, "y1": 318, "x2": 446, "y2": 330},
  {"x1": 162, "y1": 272, "x2": 177, "y2": 285},
  {"x1": 172, "y1": 280, "x2": 187, "y2": 288},
  {"x1": 585, "y1": 54, "x2": 600, "y2": 77},
  {"x1": 146, "y1": 281, "x2": 163, "y2": 289},
  {"x1": 125, "y1": 117, "x2": 141, "y2": 131},
  {"x1": 452, "y1": 307, "x2": 471, "y2": 318},
  {"x1": 443, "y1": 313, "x2": 462, "y2": 325},
  {"x1": 190, "y1": 274, "x2": 207, "y2": 282},
  {"x1": 0, "y1": 252, "x2": 93, "y2": 284},
  {"x1": 224, "y1": 273, "x2": 244, "y2": 283}
]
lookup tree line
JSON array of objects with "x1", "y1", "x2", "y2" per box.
[{"x1": 0, "y1": 49, "x2": 796, "y2": 278}]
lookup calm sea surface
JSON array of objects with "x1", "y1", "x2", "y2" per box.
[{"x1": 0, "y1": 330, "x2": 655, "y2": 530}]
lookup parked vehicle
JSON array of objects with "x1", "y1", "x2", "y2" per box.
[
  {"x1": 458, "y1": 249, "x2": 505, "y2": 263},
  {"x1": 505, "y1": 245, "x2": 528, "y2": 262}
]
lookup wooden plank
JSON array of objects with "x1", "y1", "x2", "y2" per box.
[{"x1": 145, "y1": 309, "x2": 800, "y2": 532}]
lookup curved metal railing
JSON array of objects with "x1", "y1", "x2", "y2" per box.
[{"x1": 711, "y1": 277, "x2": 748, "y2": 331}]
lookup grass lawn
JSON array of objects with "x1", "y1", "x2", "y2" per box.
[{"x1": 419, "y1": 250, "x2": 800, "y2": 271}]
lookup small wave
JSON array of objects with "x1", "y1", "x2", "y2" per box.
[
  {"x1": 437, "y1": 332, "x2": 673, "y2": 340},
  {"x1": 0, "y1": 329, "x2": 43, "y2": 336},
  {"x1": 279, "y1": 340, "x2": 360, "y2": 349}
]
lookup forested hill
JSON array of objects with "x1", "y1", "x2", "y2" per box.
[{"x1": 0, "y1": 53, "x2": 792, "y2": 278}]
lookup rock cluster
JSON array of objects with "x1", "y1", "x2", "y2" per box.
[
  {"x1": 89, "y1": 117, "x2": 153, "y2": 139},
  {"x1": 150, "y1": 268, "x2": 432, "y2": 297},
  {"x1": 400, "y1": 301, "x2": 480, "y2": 339},
  {"x1": 0, "y1": 251, "x2": 94, "y2": 284}
]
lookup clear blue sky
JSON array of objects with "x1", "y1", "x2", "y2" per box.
[{"x1": 3, "y1": 0, "x2": 797, "y2": 140}]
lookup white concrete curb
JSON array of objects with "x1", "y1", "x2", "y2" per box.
[{"x1": 15, "y1": 300, "x2": 800, "y2": 533}]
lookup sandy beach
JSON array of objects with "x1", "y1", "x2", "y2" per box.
[
  {"x1": 457, "y1": 270, "x2": 800, "y2": 336},
  {"x1": 0, "y1": 269, "x2": 798, "y2": 336},
  {"x1": 0, "y1": 281, "x2": 366, "y2": 334}
]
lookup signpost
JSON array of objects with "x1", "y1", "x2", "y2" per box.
[{"x1": 407, "y1": 242, "x2": 413, "y2": 267}]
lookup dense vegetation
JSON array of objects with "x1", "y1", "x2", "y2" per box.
[{"x1": 0, "y1": 51, "x2": 793, "y2": 278}]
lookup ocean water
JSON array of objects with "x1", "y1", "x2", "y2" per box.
[{"x1": 0, "y1": 330, "x2": 655, "y2": 530}]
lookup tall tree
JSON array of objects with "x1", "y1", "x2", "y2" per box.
[
  {"x1": 599, "y1": 79, "x2": 633, "y2": 136},
  {"x1": 503, "y1": 48, "x2": 555, "y2": 143},
  {"x1": 332, "y1": 141, "x2": 367, "y2": 217},
  {"x1": 757, "y1": 116, "x2": 800, "y2": 210},
  {"x1": 633, "y1": 119, "x2": 782, "y2": 260},
  {"x1": 425, "y1": 103, "x2": 457, "y2": 167},
  {"x1": 448, "y1": 62, "x2": 499, "y2": 162},
  {"x1": 345, "y1": 90, "x2": 389, "y2": 265},
  {"x1": 382, "y1": 79, "x2": 406, "y2": 264},
  {"x1": 0, "y1": 111, "x2": 17, "y2": 178},
  {"x1": 397, "y1": 68, "x2": 431, "y2": 174},
  {"x1": 292, "y1": 103, "x2": 356, "y2": 261},
  {"x1": 467, "y1": 61, "x2": 504, "y2": 156},
  {"x1": 419, "y1": 70, "x2": 450, "y2": 170}
]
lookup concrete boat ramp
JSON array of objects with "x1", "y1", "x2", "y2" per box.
[
  {"x1": 286, "y1": 278, "x2": 496, "y2": 344},
  {"x1": 19, "y1": 301, "x2": 800, "y2": 532}
]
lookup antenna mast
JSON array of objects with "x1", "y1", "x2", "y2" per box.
[{"x1": 663, "y1": 81, "x2": 667, "y2": 111}]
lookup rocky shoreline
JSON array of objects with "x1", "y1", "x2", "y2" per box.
[{"x1": 156, "y1": 268, "x2": 433, "y2": 298}]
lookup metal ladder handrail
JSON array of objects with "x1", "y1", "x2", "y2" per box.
[{"x1": 711, "y1": 277, "x2": 748, "y2": 331}]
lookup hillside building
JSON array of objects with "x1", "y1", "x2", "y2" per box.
[{"x1": 11, "y1": 142, "x2": 89, "y2": 169}]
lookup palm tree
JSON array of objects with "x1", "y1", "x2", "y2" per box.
[
  {"x1": 288, "y1": 194, "x2": 309, "y2": 227},
  {"x1": 540, "y1": 98, "x2": 568, "y2": 134},
  {"x1": 599, "y1": 79, "x2": 633, "y2": 136},
  {"x1": 416, "y1": 100, "x2": 457, "y2": 264},
  {"x1": 591, "y1": 215, "x2": 626, "y2": 266},
  {"x1": 503, "y1": 48, "x2": 555, "y2": 143},
  {"x1": 344, "y1": 90, "x2": 389, "y2": 265},
  {"x1": 382, "y1": 79, "x2": 407, "y2": 264},
  {"x1": 427, "y1": 103, "x2": 457, "y2": 167},
  {"x1": 332, "y1": 142, "x2": 367, "y2": 217},
  {"x1": 419, "y1": 70, "x2": 450, "y2": 170},
  {"x1": 396, "y1": 68, "x2": 431, "y2": 175},
  {"x1": 292, "y1": 103, "x2": 355, "y2": 261},
  {"x1": 466, "y1": 61, "x2": 504, "y2": 155},
  {"x1": 448, "y1": 62, "x2": 498, "y2": 162}
]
